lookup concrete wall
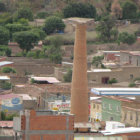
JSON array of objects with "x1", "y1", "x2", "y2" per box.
[
  {"x1": 88, "y1": 67, "x2": 140, "y2": 84},
  {"x1": 121, "y1": 107, "x2": 140, "y2": 127},
  {"x1": 120, "y1": 52, "x2": 140, "y2": 66},
  {"x1": 102, "y1": 97, "x2": 121, "y2": 122}
]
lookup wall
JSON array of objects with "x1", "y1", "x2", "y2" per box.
[
  {"x1": 90, "y1": 101, "x2": 102, "y2": 122},
  {"x1": 88, "y1": 66, "x2": 140, "y2": 84},
  {"x1": 21, "y1": 110, "x2": 74, "y2": 140},
  {"x1": 120, "y1": 52, "x2": 140, "y2": 66},
  {"x1": 7, "y1": 57, "x2": 56, "y2": 76},
  {"x1": 121, "y1": 107, "x2": 140, "y2": 127},
  {"x1": 102, "y1": 97, "x2": 121, "y2": 122},
  {"x1": 10, "y1": 76, "x2": 28, "y2": 84},
  {"x1": 8, "y1": 42, "x2": 22, "y2": 56}
]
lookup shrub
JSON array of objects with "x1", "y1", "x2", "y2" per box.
[
  {"x1": 2, "y1": 67, "x2": 16, "y2": 73},
  {"x1": 118, "y1": 32, "x2": 136, "y2": 45},
  {"x1": 1, "y1": 82, "x2": 12, "y2": 90},
  {"x1": 31, "y1": 78, "x2": 35, "y2": 83},
  {"x1": 43, "y1": 16, "x2": 65, "y2": 35},
  {"x1": 5, "y1": 48, "x2": 11, "y2": 56},
  {"x1": 49, "y1": 53, "x2": 62, "y2": 64},
  {"x1": 108, "y1": 78, "x2": 118, "y2": 84},
  {"x1": 15, "y1": 7, "x2": 33, "y2": 21},
  {"x1": 63, "y1": 69, "x2": 72, "y2": 82},
  {"x1": 129, "y1": 82, "x2": 136, "y2": 87},
  {"x1": 36, "y1": 12, "x2": 49, "y2": 19}
]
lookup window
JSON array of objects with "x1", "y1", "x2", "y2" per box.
[
  {"x1": 110, "y1": 117, "x2": 114, "y2": 121},
  {"x1": 93, "y1": 104, "x2": 96, "y2": 109},
  {"x1": 97, "y1": 105, "x2": 99, "y2": 110},
  {"x1": 130, "y1": 74, "x2": 133, "y2": 80},
  {"x1": 130, "y1": 113, "x2": 133, "y2": 120},
  {"x1": 103, "y1": 103, "x2": 106, "y2": 109},
  {"x1": 116, "y1": 106, "x2": 120, "y2": 112},
  {"x1": 109, "y1": 104, "x2": 112, "y2": 110}
]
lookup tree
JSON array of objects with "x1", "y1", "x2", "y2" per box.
[
  {"x1": 13, "y1": 31, "x2": 39, "y2": 52},
  {"x1": 36, "y1": 12, "x2": 49, "y2": 19},
  {"x1": 92, "y1": 55, "x2": 104, "y2": 68},
  {"x1": 0, "y1": 26, "x2": 9, "y2": 45},
  {"x1": 0, "y1": 13, "x2": 13, "y2": 25},
  {"x1": 111, "y1": 0, "x2": 122, "y2": 19},
  {"x1": 64, "y1": 69, "x2": 72, "y2": 82},
  {"x1": 47, "y1": 36, "x2": 63, "y2": 64},
  {"x1": 31, "y1": 28, "x2": 46, "y2": 40},
  {"x1": 43, "y1": 16, "x2": 65, "y2": 35},
  {"x1": 122, "y1": 1, "x2": 137, "y2": 19},
  {"x1": 6, "y1": 23, "x2": 31, "y2": 40},
  {"x1": 118, "y1": 32, "x2": 136, "y2": 45},
  {"x1": 63, "y1": 3, "x2": 96, "y2": 18},
  {"x1": 15, "y1": 7, "x2": 33, "y2": 21},
  {"x1": 96, "y1": 15, "x2": 118, "y2": 42}
]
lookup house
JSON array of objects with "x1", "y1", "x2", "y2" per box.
[
  {"x1": 120, "y1": 51, "x2": 140, "y2": 66},
  {"x1": 13, "y1": 110, "x2": 74, "y2": 140},
  {"x1": 90, "y1": 97, "x2": 102, "y2": 122},
  {"x1": 91, "y1": 88, "x2": 140, "y2": 126},
  {"x1": 103, "y1": 51, "x2": 120, "y2": 62}
]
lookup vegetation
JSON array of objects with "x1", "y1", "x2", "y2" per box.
[
  {"x1": 13, "y1": 31, "x2": 39, "y2": 52},
  {"x1": 0, "y1": 26, "x2": 10, "y2": 45},
  {"x1": 96, "y1": 15, "x2": 118, "y2": 42},
  {"x1": 1, "y1": 82, "x2": 12, "y2": 90},
  {"x1": 92, "y1": 55, "x2": 104, "y2": 68},
  {"x1": 46, "y1": 36, "x2": 63, "y2": 64},
  {"x1": 43, "y1": 16, "x2": 65, "y2": 35},
  {"x1": 63, "y1": 3, "x2": 96, "y2": 18},
  {"x1": 15, "y1": 7, "x2": 33, "y2": 21},
  {"x1": 36, "y1": 11, "x2": 49, "y2": 19},
  {"x1": 64, "y1": 69, "x2": 72, "y2": 82},
  {"x1": 0, "y1": 45, "x2": 11, "y2": 56},
  {"x1": 122, "y1": 1, "x2": 137, "y2": 19},
  {"x1": 118, "y1": 32, "x2": 136, "y2": 45},
  {"x1": 2, "y1": 67, "x2": 16, "y2": 73},
  {"x1": 1, "y1": 111, "x2": 18, "y2": 121},
  {"x1": 5, "y1": 23, "x2": 31, "y2": 40},
  {"x1": 108, "y1": 78, "x2": 118, "y2": 84},
  {"x1": 129, "y1": 82, "x2": 136, "y2": 87}
]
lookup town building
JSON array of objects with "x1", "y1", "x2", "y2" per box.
[
  {"x1": 103, "y1": 51, "x2": 120, "y2": 62},
  {"x1": 90, "y1": 97, "x2": 102, "y2": 122},
  {"x1": 14, "y1": 110, "x2": 74, "y2": 140},
  {"x1": 120, "y1": 51, "x2": 140, "y2": 66}
]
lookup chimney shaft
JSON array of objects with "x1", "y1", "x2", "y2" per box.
[{"x1": 71, "y1": 24, "x2": 88, "y2": 122}]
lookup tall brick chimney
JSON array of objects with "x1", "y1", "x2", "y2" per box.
[{"x1": 71, "y1": 23, "x2": 88, "y2": 122}]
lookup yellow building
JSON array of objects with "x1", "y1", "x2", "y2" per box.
[{"x1": 90, "y1": 97, "x2": 102, "y2": 122}]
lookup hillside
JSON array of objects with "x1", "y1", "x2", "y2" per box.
[{"x1": 3, "y1": 0, "x2": 140, "y2": 15}]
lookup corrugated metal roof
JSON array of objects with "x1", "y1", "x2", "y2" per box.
[
  {"x1": 0, "y1": 76, "x2": 10, "y2": 80},
  {"x1": 0, "y1": 61, "x2": 13, "y2": 66},
  {"x1": 91, "y1": 88, "x2": 140, "y2": 95},
  {"x1": 31, "y1": 76, "x2": 60, "y2": 83},
  {"x1": 101, "y1": 127, "x2": 140, "y2": 135}
]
